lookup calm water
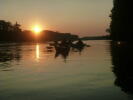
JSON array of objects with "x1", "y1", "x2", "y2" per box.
[{"x1": 0, "y1": 40, "x2": 132, "y2": 100}]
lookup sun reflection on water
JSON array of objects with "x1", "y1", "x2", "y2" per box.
[{"x1": 36, "y1": 44, "x2": 40, "y2": 61}]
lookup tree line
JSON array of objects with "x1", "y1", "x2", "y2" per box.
[
  {"x1": 0, "y1": 20, "x2": 79, "y2": 42},
  {"x1": 110, "y1": 0, "x2": 132, "y2": 41}
]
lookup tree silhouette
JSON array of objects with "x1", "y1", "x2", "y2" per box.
[
  {"x1": 0, "y1": 20, "x2": 22, "y2": 39},
  {"x1": 0, "y1": 20, "x2": 79, "y2": 42},
  {"x1": 110, "y1": 0, "x2": 132, "y2": 41},
  {"x1": 0, "y1": 20, "x2": 12, "y2": 32}
]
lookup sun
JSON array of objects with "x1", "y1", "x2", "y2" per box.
[{"x1": 32, "y1": 25, "x2": 42, "y2": 35}]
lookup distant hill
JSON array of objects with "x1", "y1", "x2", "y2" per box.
[
  {"x1": 80, "y1": 35, "x2": 110, "y2": 40},
  {"x1": 0, "y1": 20, "x2": 79, "y2": 42}
]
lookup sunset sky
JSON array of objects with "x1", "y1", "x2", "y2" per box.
[{"x1": 0, "y1": 0, "x2": 113, "y2": 36}]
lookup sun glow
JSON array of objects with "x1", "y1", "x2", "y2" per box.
[{"x1": 32, "y1": 25, "x2": 42, "y2": 35}]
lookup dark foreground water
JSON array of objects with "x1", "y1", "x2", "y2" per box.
[{"x1": 0, "y1": 40, "x2": 132, "y2": 100}]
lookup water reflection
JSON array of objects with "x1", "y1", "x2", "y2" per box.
[
  {"x1": 55, "y1": 46, "x2": 70, "y2": 60},
  {"x1": 110, "y1": 41, "x2": 133, "y2": 94},
  {"x1": 72, "y1": 45, "x2": 85, "y2": 54},
  {"x1": 0, "y1": 44, "x2": 22, "y2": 62},
  {"x1": 36, "y1": 44, "x2": 40, "y2": 61},
  {"x1": 54, "y1": 44, "x2": 85, "y2": 61},
  {"x1": 0, "y1": 42, "x2": 87, "y2": 70},
  {"x1": 0, "y1": 43, "x2": 22, "y2": 69}
]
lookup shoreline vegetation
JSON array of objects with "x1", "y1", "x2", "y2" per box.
[
  {"x1": 110, "y1": 0, "x2": 132, "y2": 41},
  {"x1": 0, "y1": 20, "x2": 109, "y2": 43},
  {"x1": 81, "y1": 36, "x2": 110, "y2": 41}
]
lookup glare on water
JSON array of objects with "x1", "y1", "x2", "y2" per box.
[
  {"x1": 0, "y1": 40, "x2": 132, "y2": 100},
  {"x1": 36, "y1": 44, "x2": 40, "y2": 61}
]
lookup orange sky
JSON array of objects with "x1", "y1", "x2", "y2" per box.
[{"x1": 0, "y1": 0, "x2": 113, "y2": 36}]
